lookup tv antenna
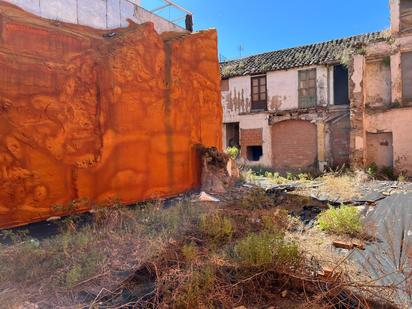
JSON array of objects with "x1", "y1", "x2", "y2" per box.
[{"x1": 238, "y1": 44, "x2": 244, "y2": 57}]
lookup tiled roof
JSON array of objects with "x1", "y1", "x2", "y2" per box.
[{"x1": 220, "y1": 31, "x2": 385, "y2": 79}]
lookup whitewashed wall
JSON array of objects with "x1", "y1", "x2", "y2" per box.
[{"x1": 4, "y1": 0, "x2": 186, "y2": 33}]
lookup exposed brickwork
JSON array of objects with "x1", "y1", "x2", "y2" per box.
[
  {"x1": 271, "y1": 120, "x2": 317, "y2": 171},
  {"x1": 240, "y1": 128, "x2": 263, "y2": 158},
  {"x1": 330, "y1": 115, "x2": 351, "y2": 167}
]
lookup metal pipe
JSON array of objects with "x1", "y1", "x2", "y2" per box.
[
  {"x1": 151, "y1": 3, "x2": 171, "y2": 13},
  {"x1": 162, "y1": 0, "x2": 192, "y2": 16}
]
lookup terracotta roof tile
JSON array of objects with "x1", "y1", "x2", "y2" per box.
[{"x1": 220, "y1": 32, "x2": 385, "y2": 79}]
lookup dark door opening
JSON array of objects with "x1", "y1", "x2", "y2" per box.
[{"x1": 334, "y1": 65, "x2": 349, "y2": 106}]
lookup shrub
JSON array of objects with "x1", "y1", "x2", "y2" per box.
[
  {"x1": 225, "y1": 146, "x2": 239, "y2": 160},
  {"x1": 176, "y1": 266, "x2": 216, "y2": 308},
  {"x1": 182, "y1": 243, "x2": 199, "y2": 263},
  {"x1": 234, "y1": 231, "x2": 300, "y2": 268},
  {"x1": 199, "y1": 213, "x2": 233, "y2": 241},
  {"x1": 316, "y1": 205, "x2": 363, "y2": 236}
]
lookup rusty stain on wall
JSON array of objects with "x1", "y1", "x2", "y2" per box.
[
  {"x1": 269, "y1": 95, "x2": 286, "y2": 112},
  {"x1": 0, "y1": 2, "x2": 222, "y2": 228},
  {"x1": 224, "y1": 88, "x2": 250, "y2": 113}
]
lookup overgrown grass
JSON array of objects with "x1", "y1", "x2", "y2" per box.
[
  {"x1": 317, "y1": 205, "x2": 363, "y2": 237},
  {"x1": 0, "y1": 199, "x2": 205, "y2": 306},
  {"x1": 234, "y1": 231, "x2": 301, "y2": 268},
  {"x1": 318, "y1": 173, "x2": 361, "y2": 201}
]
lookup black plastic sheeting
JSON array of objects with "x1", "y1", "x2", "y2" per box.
[{"x1": 353, "y1": 192, "x2": 412, "y2": 306}]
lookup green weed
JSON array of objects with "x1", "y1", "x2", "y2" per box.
[
  {"x1": 234, "y1": 231, "x2": 300, "y2": 268},
  {"x1": 317, "y1": 205, "x2": 363, "y2": 236}
]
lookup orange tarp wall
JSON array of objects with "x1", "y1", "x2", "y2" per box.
[{"x1": 0, "y1": 2, "x2": 222, "y2": 229}]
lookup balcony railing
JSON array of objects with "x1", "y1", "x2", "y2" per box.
[
  {"x1": 5, "y1": 0, "x2": 193, "y2": 33},
  {"x1": 139, "y1": 0, "x2": 193, "y2": 31}
]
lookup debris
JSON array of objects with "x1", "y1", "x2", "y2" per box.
[
  {"x1": 226, "y1": 158, "x2": 240, "y2": 178},
  {"x1": 103, "y1": 32, "x2": 117, "y2": 38},
  {"x1": 352, "y1": 240, "x2": 366, "y2": 250},
  {"x1": 46, "y1": 216, "x2": 61, "y2": 221},
  {"x1": 281, "y1": 290, "x2": 288, "y2": 298},
  {"x1": 198, "y1": 192, "x2": 220, "y2": 202},
  {"x1": 332, "y1": 240, "x2": 354, "y2": 250},
  {"x1": 199, "y1": 146, "x2": 237, "y2": 194},
  {"x1": 321, "y1": 266, "x2": 335, "y2": 278}
]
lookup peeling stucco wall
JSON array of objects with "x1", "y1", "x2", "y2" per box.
[
  {"x1": 365, "y1": 59, "x2": 392, "y2": 107},
  {"x1": 221, "y1": 65, "x2": 332, "y2": 121},
  {"x1": 366, "y1": 108, "x2": 412, "y2": 173},
  {"x1": 3, "y1": 0, "x2": 185, "y2": 33},
  {"x1": 222, "y1": 76, "x2": 251, "y2": 123},
  {"x1": 0, "y1": 3, "x2": 221, "y2": 228}
]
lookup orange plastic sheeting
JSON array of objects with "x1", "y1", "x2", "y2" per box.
[{"x1": 0, "y1": 2, "x2": 222, "y2": 229}]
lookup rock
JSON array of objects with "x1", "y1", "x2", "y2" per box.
[{"x1": 198, "y1": 192, "x2": 220, "y2": 202}]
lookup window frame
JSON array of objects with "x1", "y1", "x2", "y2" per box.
[
  {"x1": 401, "y1": 51, "x2": 412, "y2": 102},
  {"x1": 400, "y1": 0, "x2": 412, "y2": 33},
  {"x1": 298, "y1": 68, "x2": 317, "y2": 108},
  {"x1": 250, "y1": 75, "x2": 268, "y2": 111}
]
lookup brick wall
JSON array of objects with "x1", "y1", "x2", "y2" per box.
[
  {"x1": 330, "y1": 115, "x2": 351, "y2": 167},
  {"x1": 271, "y1": 120, "x2": 317, "y2": 171},
  {"x1": 240, "y1": 128, "x2": 263, "y2": 158}
]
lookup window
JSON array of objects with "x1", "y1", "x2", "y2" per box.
[
  {"x1": 401, "y1": 0, "x2": 412, "y2": 33},
  {"x1": 246, "y1": 146, "x2": 263, "y2": 161},
  {"x1": 402, "y1": 52, "x2": 412, "y2": 101},
  {"x1": 298, "y1": 69, "x2": 317, "y2": 108},
  {"x1": 251, "y1": 75, "x2": 267, "y2": 110},
  {"x1": 333, "y1": 65, "x2": 349, "y2": 105}
]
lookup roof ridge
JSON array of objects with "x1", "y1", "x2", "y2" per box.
[{"x1": 220, "y1": 30, "x2": 384, "y2": 65}]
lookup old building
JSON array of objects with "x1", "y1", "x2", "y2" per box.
[
  {"x1": 350, "y1": 0, "x2": 412, "y2": 176},
  {"x1": 221, "y1": 0, "x2": 412, "y2": 176},
  {"x1": 221, "y1": 33, "x2": 384, "y2": 172}
]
